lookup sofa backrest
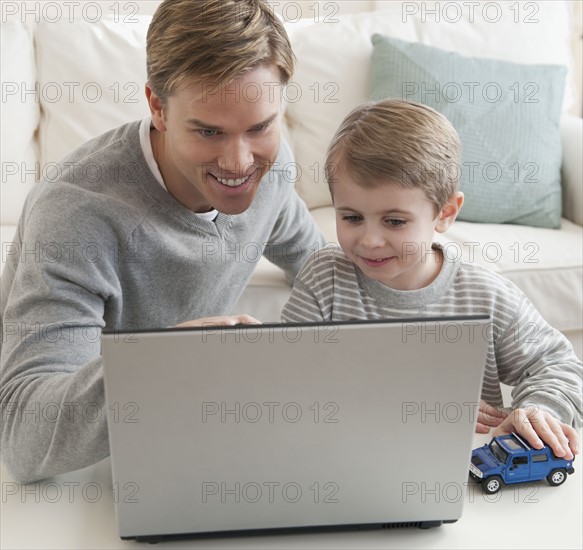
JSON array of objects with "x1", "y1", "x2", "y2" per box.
[
  {"x1": 1, "y1": 22, "x2": 38, "y2": 226},
  {"x1": 284, "y1": 3, "x2": 576, "y2": 209},
  {"x1": 0, "y1": 1, "x2": 578, "y2": 225}
]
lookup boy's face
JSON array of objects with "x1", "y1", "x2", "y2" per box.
[
  {"x1": 146, "y1": 64, "x2": 282, "y2": 214},
  {"x1": 333, "y1": 171, "x2": 461, "y2": 291}
]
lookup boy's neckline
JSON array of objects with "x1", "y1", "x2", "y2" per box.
[{"x1": 355, "y1": 243, "x2": 460, "y2": 309}]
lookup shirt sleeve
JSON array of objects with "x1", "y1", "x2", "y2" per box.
[
  {"x1": 494, "y1": 291, "x2": 583, "y2": 427},
  {"x1": 281, "y1": 248, "x2": 338, "y2": 323},
  {"x1": 281, "y1": 280, "x2": 326, "y2": 323},
  {"x1": 0, "y1": 198, "x2": 119, "y2": 483}
]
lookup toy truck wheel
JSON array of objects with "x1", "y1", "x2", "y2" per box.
[
  {"x1": 547, "y1": 469, "x2": 567, "y2": 486},
  {"x1": 483, "y1": 476, "x2": 503, "y2": 494}
]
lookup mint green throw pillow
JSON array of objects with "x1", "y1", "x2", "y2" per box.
[{"x1": 370, "y1": 34, "x2": 566, "y2": 228}]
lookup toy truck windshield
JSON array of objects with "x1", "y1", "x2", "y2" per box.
[{"x1": 489, "y1": 440, "x2": 508, "y2": 463}]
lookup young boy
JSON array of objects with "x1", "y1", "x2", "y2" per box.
[{"x1": 282, "y1": 99, "x2": 581, "y2": 459}]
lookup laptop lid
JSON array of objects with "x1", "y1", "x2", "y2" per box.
[{"x1": 102, "y1": 316, "x2": 489, "y2": 541}]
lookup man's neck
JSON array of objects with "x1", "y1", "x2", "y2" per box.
[{"x1": 149, "y1": 128, "x2": 214, "y2": 213}]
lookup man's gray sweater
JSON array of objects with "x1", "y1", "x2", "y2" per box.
[{"x1": 0, "y1": 121, "x2": 325, "y2": 483}]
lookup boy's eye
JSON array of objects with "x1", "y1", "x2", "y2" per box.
[
  {"x1": 386, "y1": 219, "x2": 406, "y2": 227},
  {"x1": 342, "y1": 215, "x2": 362, "y2": 223}
]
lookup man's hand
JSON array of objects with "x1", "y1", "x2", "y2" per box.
[
  {"x1": 492, "y1": 406, "x2": 579, "y2": 461},
  {"x1": 476, "y1": 399, "x2": 507, "y2": 433},
  {"x1": 176, "y1": 314, "x2": 261, "y2": 328}
]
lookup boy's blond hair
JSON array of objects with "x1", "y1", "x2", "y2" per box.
[
  {"x1": 147, "y1": 0, "x2": 294, "y2": 103},
  {"x1": 325, "y1": 99, "x2": 461, "y2": 213}
]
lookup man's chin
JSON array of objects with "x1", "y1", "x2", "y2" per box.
[
  {"x1": 216, "y1": 205, "x2": 250, "y2": 216},
  {"x1": 209, "y1": 174, "x2": 264, "y2": 215},
  {"x1": 212, "y1": 195, "x2": 257, "y2": 216}
]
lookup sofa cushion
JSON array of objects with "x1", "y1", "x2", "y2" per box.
[
  {"x1": 437, "y1": 219, "x2": 583, "y2": 332},
  {"x1": 370, "y1": 34, "x2": 566, "y2": 229},
  {"x1": 35, "y1": 16, "x2": 153, "y2": 166},
  {"x1": 285, "y1": 3, "x2": 575, "y2": 210},
  {"x1": 0, "y1": 22, "x2": 39, "y2": 225}
]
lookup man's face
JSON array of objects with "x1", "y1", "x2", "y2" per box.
[
  {"x1": 333, "y1": 171, "x2": 446, "y2": 291},
  {"x1": 147, "y1": 64, "x2": 282, "y2": 214}
]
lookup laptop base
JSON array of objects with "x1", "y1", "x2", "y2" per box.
[{"x1": 127, "y1": 520, "x2": 457, "y2": 543}]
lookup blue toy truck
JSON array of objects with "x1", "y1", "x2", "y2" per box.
[{"x1": 469, "y1": 433, "x2": 575, "y2": 494}]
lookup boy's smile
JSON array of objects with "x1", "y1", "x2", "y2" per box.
[
  {"x1": 361, "y1": 256, "x2": 396, "y2": 268},
  {"x1": 146, "y1": 64, "x2": 282, "y2": 215},
  {"x1": 333, "y1": 174, "x2": 462, "y2": 291}
]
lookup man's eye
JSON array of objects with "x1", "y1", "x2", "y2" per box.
[
  {"x1": 198, "y1": 129, "x2": 219, "y2": 138},
  {"x1": 250, "y1": 122, "x2": 270, "y2": 133}
]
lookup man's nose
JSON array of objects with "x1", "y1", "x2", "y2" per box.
[{"x1": 218, "y1": 138, "x2": 254, "y2": 175}]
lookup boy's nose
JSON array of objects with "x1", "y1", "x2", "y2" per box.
[
  {"x1": 359, "y1": 228, "x2": 386, "y2": 249},
  {"x1": 218, "y1": 138, "x2": 254, "y2": 175}
]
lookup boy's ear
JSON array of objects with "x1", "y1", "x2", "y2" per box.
[
  {"x1": 145, "y1": 83, "x2": 167, "y2": 132},
  {"x1": 435, "y1": 192, "x2": 464, "y2": 233}
]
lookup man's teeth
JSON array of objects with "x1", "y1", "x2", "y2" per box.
[{"x1": 216, "y1": 175, "x2": 247, "y2": 187}]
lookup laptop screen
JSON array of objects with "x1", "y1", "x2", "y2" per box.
[{"x1": 102, "y1": 316, "x2": 489, "y2": 541}]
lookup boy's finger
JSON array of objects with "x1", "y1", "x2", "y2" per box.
[
  {"x1": 494, "y1": 409, "x2": 545, "y2": 449},
  {"x1": 547, "y1": 421, "x2": 576, "y2": 460},
  {"x1": 475, "y1": 422, "x2": 490, "y2": 434},
  {"x1": 477, "y1": 411, "x2": 505, "y2": 427},
  {"x1": 479, "y1": 399, "x2": 507, "y2": 419},
  {"x1": 563, "y1": 425, "x2": 580, "y2": 455}
]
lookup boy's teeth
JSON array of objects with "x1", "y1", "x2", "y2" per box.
[{"x1": 217, "y1": 176, "x2": 247, "y2": 187}]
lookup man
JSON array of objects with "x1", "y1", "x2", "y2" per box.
[{"x1": 0, "y1": 0, "x2": 325, "y2": 483}]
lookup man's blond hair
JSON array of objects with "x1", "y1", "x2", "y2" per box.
[
  {"x1": 147, "y1": 0, "x2": 294, "y2": 102},
  {"x1": 325, "y1": 100, "x2": 462, "y2": 213}
]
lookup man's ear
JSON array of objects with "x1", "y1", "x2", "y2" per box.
[
  {"x1": 436, "y1": 192, "x2": 464, "y2": 233},
  {"x1": 145, "y1": 84, "x2": 167, "y2": 132}
]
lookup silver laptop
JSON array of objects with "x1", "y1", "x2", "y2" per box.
[{"x1": 102, "y1": 316, "x2": 489, "y2": 542}]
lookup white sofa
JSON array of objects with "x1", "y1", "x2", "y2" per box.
[{"x1": 1, "y1": 1, "x2": 582, "y2": 356}]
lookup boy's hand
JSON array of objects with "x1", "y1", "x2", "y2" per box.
[
  {"x1": 176, "y1": 314, "x2": 262, "y2": 328},
  {"x1": 492, "y1": 406, "x2": 579, "y2": 461},
  {"x1": 476, "y1": 399, "x2": 507, "y2": 433}
]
